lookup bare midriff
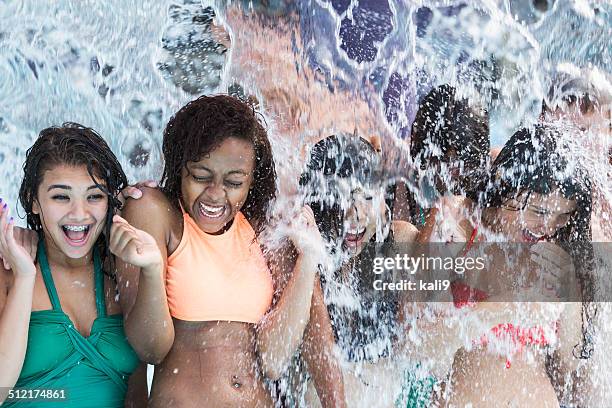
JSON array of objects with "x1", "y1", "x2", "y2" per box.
[
  {"x1": 149, "y1": 319, "x2": 274, "y2": 408},
  {"x1": 442, "y1": 347, "x2": 559, "y2": 407}
]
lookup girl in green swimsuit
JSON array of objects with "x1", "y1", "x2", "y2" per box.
[{"x1": 0, "y1": 123, "x2": 163, "y2": 407}]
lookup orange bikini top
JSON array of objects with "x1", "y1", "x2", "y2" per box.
[{"x1": 166, "y1": 210, "x2": 274, "y2": 323}]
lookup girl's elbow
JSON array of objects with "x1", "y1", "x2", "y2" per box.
[
  {"x1": 152, "y1": 330, "x2": 175, "y2": 364},
  {"x1": 261, "y1": 358, "x2": 285, "y2": 381},
  {"x1": 141, "y1": 344, "x2": 171, "y2": 365},
  {"x1": 136, "y1": 329, "x2": 174, "y2": 365},
  {"x1": 257, "y1": 341, "x2": 289, "y2": 381}
]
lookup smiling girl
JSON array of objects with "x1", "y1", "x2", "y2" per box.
[
  {"x1": 296, "y1": 134, "x2": 428, "y2": 407},
  {"x1": 0, "y1": 124, "x2": 162, "y2": 407},
  {"x1": 118, "y1": 94, "x2": 324, "y2": 407},
  {"x1": 440, "y1": 125, "x2": 595, "y2": 407}
]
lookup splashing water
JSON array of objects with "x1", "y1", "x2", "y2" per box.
[{"x1": 1, "y1": 0, "x2": 610, "y2": 406}]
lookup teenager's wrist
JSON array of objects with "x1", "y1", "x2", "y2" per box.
[{"x1": 141, "y1": 261, "x2": 164, "y2": 279}]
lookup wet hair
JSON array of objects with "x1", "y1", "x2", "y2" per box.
[
  {"x1": 542, "y1": 93, "x2": 600, "y2": 117},
  {"x1": 401, "y1": 85, "x2": 490, "y2": 224},
  {"x1": 300, "y1": 134, "x2": 399, "y2": 361},
  {"x1": 160, "y1": 94, "x2": 276, "y2": 237},
  {"x1": 541, "y1": 71, "x2": 612, "y2": 117},
  {"x1": 483, "y1": 125, "x2": 596, "y2": 359},
  {"x1": 299, "y1": 134, "x2": 385, "y2": 247},
  {"x1": 18, "y1": 123, "x2": 128, "y2": 275},
  {"x1": 410, "y1": 85, "x2": 490, "y2": 184},
  {"x1": 483, "y1": 125, "x2": 592, "y2": 243}
]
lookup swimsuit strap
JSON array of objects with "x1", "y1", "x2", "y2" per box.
[
  {"x1": 461, "y1": 227, "x2": 478, "y2": 257},
  {"x1": 33, "y1": 239, "x2": 126, "y2": 391},
  {"x1": 37, "y1": 238, "x2": 105, "y2": 318},
  {"x1": 37, "y1": 240, "x2": 62, "y2": 312},
  {"x1": 93, "y1": 246, "x2": 106, "y2": 318}
]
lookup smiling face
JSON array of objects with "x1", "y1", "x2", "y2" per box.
[
  {"x1": 492, "y1": 190, "x2": 577, "y2": 243},
  {"x1": 180, "y1": 137, "x2": 255, "y2": 234},
  {"x1": 33, "y1": 164, "x2": 108, "y2": 259},
  {"x1": 342, "y1": 187, "x2": 386, "y2": 255},
  {"x1": 546, "y1": 97, "x2": 612, "y2": 138}
]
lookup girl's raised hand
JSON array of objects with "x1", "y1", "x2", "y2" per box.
[
  {"x1": 0, "y1": 226, "x2": 38, "y2": 270},
  {"x1": 109, "y1": 215, "x2": 163, "y2": 273},
  {"x1": 0, "y1": 200, "x2": 36, "y2": 277},
  {"x1": 286, "y1": 205, "x2": 326, "y2": 256},
  {"x1": 530, "y1": 242, "x2": 574, "y2": 300}
]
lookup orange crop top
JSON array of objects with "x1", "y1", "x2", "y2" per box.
[{"x1": 166, "y1": 210, "x2": 274, "y2": 323}]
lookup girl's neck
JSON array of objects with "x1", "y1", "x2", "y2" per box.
[{"x1": 44, "y1": 237, "x2": 94, "y2": 270}]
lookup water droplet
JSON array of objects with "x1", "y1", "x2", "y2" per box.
[{"x1": 129, "y1": 143, "x2": 151, "y2": 167}]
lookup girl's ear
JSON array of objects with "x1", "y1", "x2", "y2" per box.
[{"x1": 32, "y1": 199, "x2": 40, "y2": 215}]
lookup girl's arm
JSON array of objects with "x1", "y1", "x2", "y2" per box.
[
  {"x1": 113, "y1": 187, "x2": 175, "y2": 364},
  {"x1": 0, "y1": 206, "x2": 37, "y2": 402},
  {"x1": 301, "y1": 276, "x2": 347, "y2": 408},
  {"x1": 548, "y1": 302, "x2": 593, "y2": 406},
  {"x1": 256, "y1": 206, "x2": 323, "y2": 380}
]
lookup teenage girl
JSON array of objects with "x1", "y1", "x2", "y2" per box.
[
  {"x1": 0, "y1": 124, "x2": 160, "y2": 407},
  {"x1": 440, "y1": 125, "x2": 595, "y2": 407},
  {"x1": 118, "y1": 95, "x2": 326, "y2": 407}
]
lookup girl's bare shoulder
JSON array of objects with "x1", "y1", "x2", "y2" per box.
[
  {"x1": 121, "y1": 186, "x2": 183, "y2": 251},
  {"x1": 392, "y1": 220, "x2": 419, "y2": 243}
]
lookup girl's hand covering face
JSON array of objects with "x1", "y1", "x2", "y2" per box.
[
  {"x1": 529, "y1": 242, "x2": 575, "y2": 300},
  {"x1": 0, "y1": 200, "x2": 37, "y2": 277},
  {"x1": 109, "y1": 214, "x2": 163, "y2": 272}
]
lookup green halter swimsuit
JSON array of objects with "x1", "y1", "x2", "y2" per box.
[{"x1": 5, "y1": 242, "x2": 139, "y2": 407}]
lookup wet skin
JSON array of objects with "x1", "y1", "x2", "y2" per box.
[
  {"x1": 443, "y1": 190, "x2": 577, "y2": 407},
  {"x1": 180, "y1": 137, "x2": 254, "y2": 235},
  {"x1": 342, "y1": 188, "x2": 385, "y2": 256},
  {"x1": 144, "y1": 137, "x2": 274, "y2": 407},
  {"x1": 492, "y1": 191, "x2": 576, "y2": 243},
  {"x1": 30, "y1": 165, "x2": 123, "y2": 335}
]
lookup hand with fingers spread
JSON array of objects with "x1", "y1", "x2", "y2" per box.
[
  {"x1": 286, "y1": 205, "x2": 325, "y2": 256},
  {"x1": 0, "y1": 225, "x2": 38, "y2": 271},
  {"x1": 117, "y1": 180, "x2": 158, "y2": 208},
  {"x1": 109, "y1": 215, "x2": 163, "y2": 275},
  {"x1": 530, "y1": 242, "x2": 574, "y2": 300},
  {"x1": 0, "y1": 200, "x2": 36, "y2": 277},
  {"x1": 0, "y1": 226, "x2": 39, "y2": 270}
]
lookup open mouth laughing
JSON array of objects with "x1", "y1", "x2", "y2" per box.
[
  {"x1": 198, "y1": 202, "x2": 227, "y2": 220},
  {"x1": 344, "y1": 226, "x2": 367, "y2": 248},
  {"x1": 61, "y1": 224, "x2": 92, "y2": 247},
  {"x1": 522, "y1": 228, "x2": 548, "y2": 243}
]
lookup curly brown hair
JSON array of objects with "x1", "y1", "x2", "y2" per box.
[{"x1": 160, "y1": 94, "x2": 277, "y2": 236}]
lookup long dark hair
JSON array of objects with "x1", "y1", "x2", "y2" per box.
[
  {"x1": 411, "y1": 85, "x2": 489, "y2": 186},
  {"x1": 160, "y1": 94, "x2": 276, "y2": 237},
  {"x1": 483, "y1": 125, "x2": 595, "y2": 360},
  {"x1": 300, "y1": 134, "x2": 398, "y2": 362},
  {"x1": 18, "y1": 123, "x2": 128, "y2": 276},
  {"x1": 299, "y1": 134, "x2": 386, "y2": 249},
  {"x1": 402, "y1": 84, "x2": 490, "y2": 224}
]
